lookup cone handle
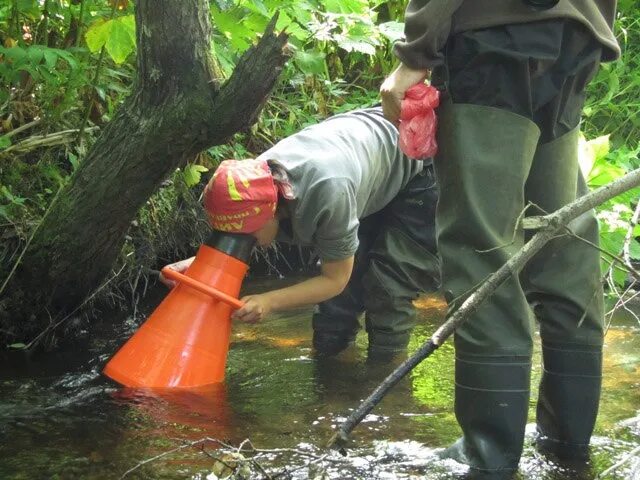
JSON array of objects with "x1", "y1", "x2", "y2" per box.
[{"x1": 161, "y1": 267, "x2": 244, "y2": 310}]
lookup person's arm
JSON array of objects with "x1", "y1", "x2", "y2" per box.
[
  {"x1": 381, "y1": 0, "x2": 465, "y2": 124},
  {"x1": 232, "y1": 256, "x2": 354, "y2": 323},
  {"x1": 380, "y1": 63, "x2": 429, "y2": 125},
  {"x1": 393, "y1": 0, "x2": 465, "y2": 71}
]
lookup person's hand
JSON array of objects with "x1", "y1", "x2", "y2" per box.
[
  {"x1": 159, "y1": 257, "x2": 195, "y2": 288},
  {"x1": 232, "y1": 294, "x2": 273, "y2": 323},
  {"x1": 380, "y1": 63, "x2": 429, "y2": 126}
]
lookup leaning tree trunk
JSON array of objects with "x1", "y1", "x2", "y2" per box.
[{"x1": 1, "y1": 0, "x2": 288, "y2": 344}]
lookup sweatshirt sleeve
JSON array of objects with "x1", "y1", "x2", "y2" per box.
[
  {"x1": 293, "y1": 177, "x2": 360, "y2": 262},
  {"x1": 393, "y1": 0, "x2": 465, "y2": 70}
]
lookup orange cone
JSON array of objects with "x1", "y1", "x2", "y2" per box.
[{"x1": 103, "y1": 232, "x2": 254, "y2": 388}]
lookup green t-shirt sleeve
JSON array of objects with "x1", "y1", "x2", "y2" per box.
[{"x1": 294, "y1": 177, "x2": 359, "y2": 262}]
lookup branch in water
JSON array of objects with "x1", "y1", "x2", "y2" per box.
[{"x1": 330, "y1": 167, "x2": 640, "y2": 448}]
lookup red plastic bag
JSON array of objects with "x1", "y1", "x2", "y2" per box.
[{"x1": 399, "y1": 83, "x2": 440, "y2": 159}]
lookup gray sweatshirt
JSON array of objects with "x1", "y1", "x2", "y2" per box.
[{"x1": 256, "y1": 107, "x2": 423, "y2": 261}]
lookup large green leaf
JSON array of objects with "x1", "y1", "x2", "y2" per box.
[
  {"x1": 16, "y1": 0, "x2": 40, "y2": 18},
  {"x1": 183, "y1": 164, "x2": 209, "y2": 188},
  {"x1": 85, "y1": 15, "x2": 136, "y2": 64},
  {"x1": 275, "y1": 11, "x2": 308, "y2": 42},
  {"x1": 588, "y1": 160, "x2": 626, "y2": 188},
  {"x1": 579, "y1": 133, "x2": 610, "y2": 178},
  {"x1": 379, "y1": 21, "x2": 405, "y2": 43},
  {"x1": 338, "y1": 38, "x2": 376, "y2": 55},
  {"x1": 211, "y1": 9, "x2": 253, "y2": 51},
  {"x1": 323, "y1": 0, "x2": 369, "y2": 14},
  {"x1": 294, "y1": 49, "x2": 326, "y2": 76},
  {"x1": 630, "y1": 238, "x2": 640, "y2": 260}
]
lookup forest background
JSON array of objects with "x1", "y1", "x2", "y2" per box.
[{"x1": 0, "y1": 0, "x2": 638, "y2": 348}]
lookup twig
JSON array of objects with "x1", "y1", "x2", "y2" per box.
[
  {"x1": 477, "y1": 203, "x2": 534, "y2": 253},
  {"x1": 271, "y1": 453, "x2": 330, "y2": 480},
  {"x1": 120, "y1": 438, "x2": 210, "y2": 478},
  {"x1": 251, "y1": 458, "x2": 275, "y2": 480},
  {"x1": 121, "y1": 437, "x2": 347, "y2": 480},
  {"x1": 564, "y1": 227, "x2": 640, "y2": 283},
  {"x1": 0, "y1": 128, "x2": 99, "y2": 155},
  {"x1": 607, "y1": 286, "x2": 640, "y2": 326},
  {"x1": 604, "y1": 258, "x2": 619, "y2": 334},
  {"x1": 197, "y1": 445, "x2": 239, "y2": 473},
  {"x1": 3, "y1": 118, "x2": 42, "y2": 138},
  {"x1": 233, "y1": 438, "x2": 336, "y2": 460},
  {"x1": 329, "y1": 167, "x2": 640, "y2": 448},
  {"x1": 25, "y1": 263, "x2": 126, "y2": 350},
  {"x1": 522, "y1": 216, "x2": 551, "y2": 230},
  {"x1": 623, "y1": 200, "x2": 640, "y2": 270},
  {"x1": 0, "y1": 185, "x2": 64, "y2": 297},
  {"x1": 596, "y1": 445, "x2": 640, "y2": 479}
]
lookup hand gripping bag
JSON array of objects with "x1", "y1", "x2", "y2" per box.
[{"x1": 399, "y1": 83, "x2": 440, "y2": 159}]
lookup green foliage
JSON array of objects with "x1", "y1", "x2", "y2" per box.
[
  {"x1": 85, "y1": 15, "x2": 136, "y2": 64},
  {"x1": 182, "y1": 163, "x2": 209, "y2": 188},
  {"x1": 0, "y1": 45, "x2": 78, "y2": 84},
  {"x1": 579, "y1": 0, "x2": 640, "y2": 288},
  {"x1": 0, "y1": 0, "x2": 638, "y2": 301},
  {"x1": 580, "y1": 133, "x2": 640, "y2": 286},
  {"x1": 584, "y1": 0, "x2": 640, "y2": 146},
  {"x1": 210, "y1": 0, "x2": 396, "y2": 78}
]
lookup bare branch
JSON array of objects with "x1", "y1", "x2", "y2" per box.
[
  {"x1": 596, "y1": 445, "x2": 640, "y2": 479},
  {"x1": 0, "y1": 127, "x2": 98, "y2": 155},
  {"x1": 330, "y1": 167, "x2": 640, "y2": 448},
  {"x1": 623, "y1": 200, "x2": 640, "y2": 268}
]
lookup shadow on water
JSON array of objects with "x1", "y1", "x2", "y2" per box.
[{"x1": 0, "y1": 277, "x2": 638, "y2": 479}]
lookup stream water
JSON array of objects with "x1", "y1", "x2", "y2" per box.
[{"x1": 0, "y1": 277, "x2": 639, "y2": 479}]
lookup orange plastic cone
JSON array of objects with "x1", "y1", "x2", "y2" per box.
[{"x1": 103, "y1": 232, "x2": 255, "y2": 388}]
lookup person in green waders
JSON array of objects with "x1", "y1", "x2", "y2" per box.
[
  {"x1": 162, "y1": 106, "x2": 441, "y2": 358},
  {"x1": 380, "y1": 0, "x2": 620, "y2": 477}
]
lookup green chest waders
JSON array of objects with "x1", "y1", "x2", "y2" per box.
[
  {"x1": 436, "y1": 109, "x2": 605, "y2": 476},
  {"x1": 312, "y1": 167, "x2": 440, "y2": 358},
  {"x1": 521, "y1": 128, "x2": 604, "y2": 460},
  {"x1": 435, "y1": 103, "x2": 540, "y2": 477},
  {"x1": 433, "y1": 19, "x2": 606, "y2": 476}
]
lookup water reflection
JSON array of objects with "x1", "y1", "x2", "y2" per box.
[
  {"x1": 0, "y1": 283, "x2": 638, "y2": 479},
  {"x1": 111, "y1": 384, "x2": 232, "y2": 438}
]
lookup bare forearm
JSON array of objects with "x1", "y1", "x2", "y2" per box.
[
  {"x1": 262, "y1": 274, "x2": 347, "y2": 312},
  {"x1": 232, "y1": 256, "x2": 354, "y2": 322}
]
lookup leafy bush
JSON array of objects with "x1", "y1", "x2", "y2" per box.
[{"x1": 0, "y1": 0, "x2": 638, "y2": 296}]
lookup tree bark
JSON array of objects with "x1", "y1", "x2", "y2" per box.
[{"x1": 0, "y1": 0, "x2": 289, "y2": 343}]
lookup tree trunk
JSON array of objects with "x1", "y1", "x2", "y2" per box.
[{"x1": 0, "y1": 0, "x2": 288, "y2": 345}]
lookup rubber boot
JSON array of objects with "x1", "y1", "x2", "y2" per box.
[
  {"x1": 434, "y1": 103, "x2": 541, "y2": 476},
  {"x1": 520, "y1": 128, "x2": 604, "y2": 461},
  {"x1": 441, "y1": 354, "x2": 532, "y2": 480},
  {"x1": 311, "y1": 299, "x2": 360, "y2": 357}
]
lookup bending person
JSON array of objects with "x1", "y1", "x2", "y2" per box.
[{"x1": 162, "y1": 106, "x2": 440, "y2": 358}]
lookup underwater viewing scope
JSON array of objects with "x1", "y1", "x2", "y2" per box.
[{"x1": 103, "y1": 230, "x2": 255, "y2": 388}]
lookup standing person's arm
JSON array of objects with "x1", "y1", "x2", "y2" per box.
[{"x1": 381, "y1": 0, "x2": 465, "y2": 124}]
